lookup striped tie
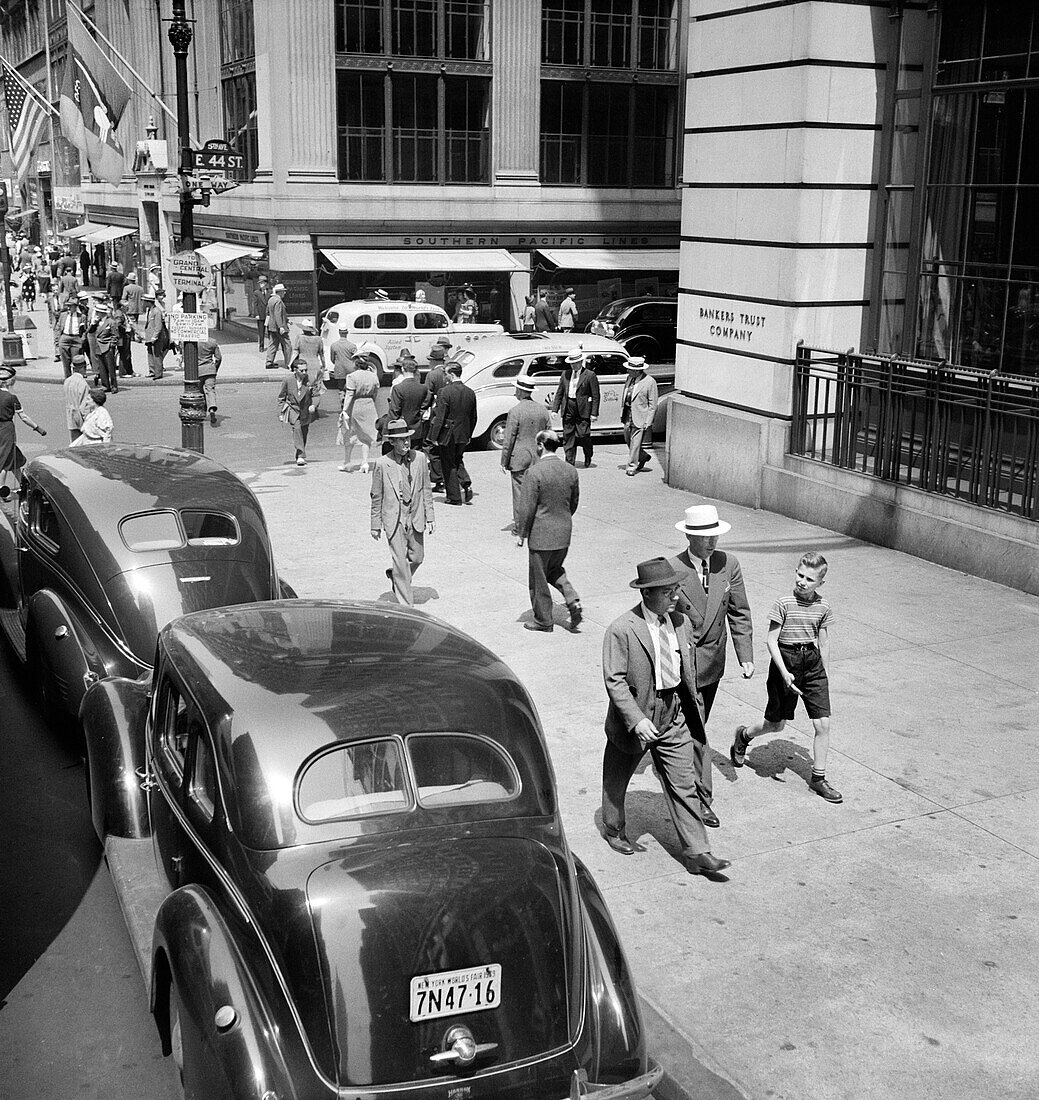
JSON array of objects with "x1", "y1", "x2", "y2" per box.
[{"x1": 658, "y1": 616, "x2": 679, "y2": 688}]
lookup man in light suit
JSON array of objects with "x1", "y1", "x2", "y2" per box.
[
  {"x1": 371, "y1": 419, "x2": 435, "y2": 607},
  {"x1": 669, "y1": 504, "x2": 754, "y2": 828},
  {"x1": 621, "y1": 357, "x2": 658, "y2": 475},
  {"x1": 501, "y1": 375, "x2": 552, "y2": 538},
  {"x1": 429, "y1": 361, "x2": 477, "y2": 505},
  {"x1": 278, "y1": 362, "x2": 314, "y2": 466},
  {"x1": 265, "y1": 283, "x2": 291, "y2": 370},
  {"x1": 601, "y1": 557, "x2": 731, "y2": 878},
  {"x1": 551, "y1": 347, "x2": 600, "y2": 467},
  {"x1": 515, "y1": 430, "x2": 581, "y2": 633}
]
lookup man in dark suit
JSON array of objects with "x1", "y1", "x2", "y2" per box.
[
  {"x1": 264, "y1": 283, "x2": 291, "y2": 369},
  {"x1": 601, "y1": 557, "x2": 731, "y2": 878},
  {"x1": 388, "y1": 358, "x2": 428, "y2": 447},
  {"x1": 278, "y1": 362, "x2": 315, "y2": 466},
  {"x1": 252, "y1": 276, "x2": 270, "y2": 350},
  {"x1": 552, "y1": 347, "x2": 600, "y2": 467},
  {"x1": 421, "y1": 344, "x2": 450, "y2": 491},
  {"x1": 501, "y1": 375, "x2": 552, "y2": 538},
  {"x1": 515, "y1": 430, "x2": 581, "y2": 633},
  {"x1": 429, "y1": 361, "x2": 477, "y2": 505},
  {"x1": 669, "y1": 503, "x2": 754, "y2": 828}
]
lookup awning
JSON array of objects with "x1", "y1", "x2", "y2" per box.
[
  {"x1": 196, "y1": 242, "x2": 263, "y2": 266},
  {"x1": 61, "y1": 224, "x2": 96, "y2": 239},
  {"x1": 536, "y1": 248, "x2": 679, "y2": 271},
  {"x1": 79, "y1": 224, "x2": 137, "y2": 245},
  {"x1": 321, "y1": 248, "x2": 526, "y2": 273}
]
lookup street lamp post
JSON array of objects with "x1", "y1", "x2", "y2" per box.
[
  {"x1": 168, "y1": 0, "x2": 204, "y2": 453},
  {"x1": 0, "y1": 183, "x2": 14, "y2": 335}
]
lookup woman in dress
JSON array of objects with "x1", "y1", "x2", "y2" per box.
[
  {"x1": 295, "y1": 321, "x2": 327, "y2": 416},
  {"x1": 339, "y1": 352, "x2": 379, "y2": 473},
  {"x1": 522, "y1": 294, "x2": 536, "y2": 331},
  {"x1": 0, "y1": 366, "x2": 47, "y2": 502}
]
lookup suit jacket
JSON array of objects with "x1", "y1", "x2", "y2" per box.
[
  {"x1": 515, "y1": 454, "x2": 579, "y2": 550},
  {"x1": 330, "y1": 337, "x2": 358, "y2": 379},
  {"x1": 429, "y1": 378, "x2": 477, "y2": 446},
  {"x1": 95, "y1": 310, "x2": 124, "y2": 352},
  {"x1": 534, "y1": 300, "x2": 556, "y2": 331},
  {"x1": 552, "y1": 367, "x2": 600, "y2": 421},
  {"x1": 266, "y1": 294, "x2": 288, "y2": 334},
  {"x1": 422, "y1": 364, "x2": 449, "y2": 410},
  {"x1": 603, "y1": 604, "x2": 706, "y2": 755},
  {"x1": 121, "y1": 283, "x2": 144, "y2": 316},
  {"x1": 669, "y1": 549, "x2": 754, "y2": 687},
  {"x1": 501, "y1": 397, "x2": 552, "y2": 473},
  {"x1": 53, "y1": 306, "x2": 88, "y2": 345},
  {"x1": 279, "y1": 376, "x2": 313, "y2": 426},
  {"x1": 623, "y1": 374, "x2": 659, "y2": 429},
  {"x1": 143, "y1": 303, "x2": 168, "y2": 345},
  {"x1": 370, "y1": 449, "x2": 434, "y2": 538},
  {"x1": 388, "y1": 376, "x2": 428, "y2": 435},
  {"x1": 252, "y1": 286, "x2": 271, "y2": 317}
]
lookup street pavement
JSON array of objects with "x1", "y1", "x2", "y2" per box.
[{"x1": 10, "y1": 322, "x2": 1039, "y2": 1100}]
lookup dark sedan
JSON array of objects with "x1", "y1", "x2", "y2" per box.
[
  {"x1": 0, "y1": 444, "x2": 291, "y2": 727},
  {"x1": 82, "y1": 600, "x2": 662, "y2": 1100}
]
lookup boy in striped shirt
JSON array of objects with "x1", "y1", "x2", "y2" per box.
[{"x1": 730, "y1": 552, "x2": 842, "y2": 804}]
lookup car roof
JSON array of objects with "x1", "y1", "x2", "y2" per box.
[
  {"x1": 606, "y1": 296, "x2": 677, "y2": 309},
  {"x1": 27, "y1": 444, "x2": 269, "y2": 574},
  {"x1": 325, "y1": 300, "x2": 447, "y2": 316},
  {"x1": 457, "y1": 332, "x2": 626, "y2": 368}
]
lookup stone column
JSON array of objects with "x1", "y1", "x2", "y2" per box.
[{"x1": 491, "y1": 0, "x2": 540, "y2": 185}]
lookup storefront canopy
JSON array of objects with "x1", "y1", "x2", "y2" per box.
[
  {"x1": 79, "y1": 224, "x2": 136, "y2": 246},
  {"x1": 536, "y1": 248, "x2": 679, "y2": 271},
  {"x1": 61, "y1": 224, "x2": 96, "y2": 239},
  {"x1": 196, "y1": 242, "x2": 263, "y2": 266},
  {"x1": 321, "y1": 248, "x2": 526, "y2": 273}
]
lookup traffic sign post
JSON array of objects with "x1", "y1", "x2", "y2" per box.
[
  {"x1": 187, "y1": 140, "x2": 246, "y2": 180},
  {"x1": 170, "y1": 249, "x2": 212, "y2": 294}
]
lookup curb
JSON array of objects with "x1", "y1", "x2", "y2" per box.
[
  {"x1": 641, "y1": 997, "x2": 747, "y2": 1100},
  {"x1": 14, "y1": 367, "x2": 288, "y2": 386}
]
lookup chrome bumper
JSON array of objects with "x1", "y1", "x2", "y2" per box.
[{"x1": 563, "y1": 1062, "x2": 664, "y2": 1099}]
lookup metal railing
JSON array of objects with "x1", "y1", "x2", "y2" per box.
[{"x1": 791, "y1": 343, "x2": 1039, "y2": 520}]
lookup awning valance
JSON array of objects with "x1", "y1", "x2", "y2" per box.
[
  {"x1": 536, "y1": 248, "x2": 679, "y2": 271},
  {"x1": 79, "y1": 224, "x2": 136, "y2": 245},
  {"x1": 61, "y1": 224, "x2": 96, "y2": 239},
  {"x1": 196, "y1": 242, "x2": 263, "y2": 266},
  {"x1": 321, "y1": 248, "x2": 526, "y2": 273}
]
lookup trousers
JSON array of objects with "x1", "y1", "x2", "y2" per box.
[
  {"x1": 386, "y1": 522, "x2": 425, "y2": 606},
  {"x1": 98, "y1": 348, "x2": 119, "y2": 393},
  {"x1": 265, "y1": 330, "x2": 291, "y2": 369},
  {"x1": 528, "y1": 546, "x2": 578, "y2": 628},
  {"x1": 438, "y1": 439, "x2": 471, "y2": 503},
  {"x1": 601, "y1": 690, "x2": 709, "y2": 856},
  {"x1": 625, "y1": 422, "x2": 652, "y2": 471}
]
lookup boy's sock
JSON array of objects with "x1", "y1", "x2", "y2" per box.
[{"x1": 811, "y1": 769, "x2": 825, "y2": 780}]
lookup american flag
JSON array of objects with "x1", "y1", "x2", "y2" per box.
[{"x1": 2, "y1": 63, "x2": 48, "y2": 184}]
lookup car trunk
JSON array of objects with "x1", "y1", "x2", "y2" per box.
[{"x1": 303, "y1": 835, "x2": 574, "y2": 1088}]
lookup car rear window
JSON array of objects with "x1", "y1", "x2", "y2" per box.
[
  {"x1": 492, "y1": 359, "x2": 523, "y2": 378},
  {"x1": 598, "y1": 301, "x2": 628, "y2": 321},
  {"x1": 120, "y1": 510, "x2": 241, "y2": 551},
  {"x1": 377, "y1": 312, "x2": 408, "y2": 330},
  {"x1": 295, "y1": 733, "x2": 520, "y2": 823},
  {"x1": 414, "y1": 311, "x2": 448, "y2": 330},
  {"x1": 353, "y1": 314, "x2": 372, "y2": 330}
]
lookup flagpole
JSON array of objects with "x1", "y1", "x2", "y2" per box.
[
  {"x1": 69, "y1": 2, "x2": 180, "y2": 131},
  {"x1": 40, "y1": 7, "x2": 56, "y2": 251}
]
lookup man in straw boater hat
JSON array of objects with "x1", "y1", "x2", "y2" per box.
[
  {"x1": 370, "y1": 418, "x2": 435, "y2": 607},
  {"x1": 668, "y1": 503, "x2": 754, "y2": 829},
  {"x1": 620, "y1": 356, "x2": 658, "y2": 476},
  {"x1": 600, "y1": 557, "x2": 731, "y2": 878},
  {"x1": 551, "y1": 345, "x2": 600, "y2": 467},
  {"x1": 264, "y1": 282, "x2": 292, "y2": 370},
  {"x1": 500, "y1": 374, "x2": 551, "y2": 539}
]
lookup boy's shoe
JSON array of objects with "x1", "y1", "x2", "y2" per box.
[
  {"x1": 730, "y1": 726, "x2": 749, "y2": 767},
  {"x1": 568, "y1": 601, "x2": 583, "y2": 631},
  {"x1": 809, "y1": 775, "x2": 843, "y2": 804}
]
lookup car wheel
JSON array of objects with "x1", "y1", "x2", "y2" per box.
[
  {"x1": 169, "y1": 983, "x2": 187, "y2": 1095},
  {"x1": 484, "y1": 417, "x2": 507, "y2": 451},
  {"x1": 24, "y1": 628, "x2": 64, "y2": 732}
]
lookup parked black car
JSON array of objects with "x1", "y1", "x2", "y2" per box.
[
  {"x1": 83, "y1": 599, "x2": 663, "y2": 1100},
  {"x1": 587, "y1": 297, "x2": 678, "y2": 362}
]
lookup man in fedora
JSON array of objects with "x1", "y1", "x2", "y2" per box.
[
  {"x1": 621, "y1": 356, "x2": 658, "y2": 475},
  {"x1": 516, "y1": 429, "x2": 582, "y2": 633},
  {"x1": 265, "y1": 282, "x2": 291, "y2": 370},
  {"x1": 552, "y1": 346, "x2": 600, "y2": 467},
  {"x1": 601, "y1": 557, "x2": 731, "y2": 877},
  {"x1": 371, "y1": 418, "x2": 435, "y2": 607},
  {"x1": 53, "y1": 293, "x2": 88, "y2": 378},
  {"x1": 557, "y1": 287, "x2": 578, "y2": 332},
  {"x1": 669, "y1": 504, "x2": 754, "y2": 827},
  {"x1": 387, "y1": 356, "x2": 428, "y2": 448},
  {"x1": 429, "y1": 361, "x2": 477, "y2": 505},
  {"x1": 501, "y1": 374, "x2": 551, "y2": 537}
]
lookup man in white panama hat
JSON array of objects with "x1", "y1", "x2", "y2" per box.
[
  {"x1": 264, "y1": 282, "x2": 291, "y2": 370},
  {"x1": 551, "y1": 346, "x2": 599, "y2": 467},
  {"x1": 668, "y1": 503, "x2": 754, "y2": 828},
  {"x1": 621, "y1": 356, "x2": 658, "y2": 476}
]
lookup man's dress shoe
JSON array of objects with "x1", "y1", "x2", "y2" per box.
[
  {"x1": 702, "y1": 806, "x2": 720, "y2": 828},
  {"x1": 684, "y1": 852, "x2": 730, "y2": 876},
  {"x1": 605, "y1": 834, "x2": 636, "y2": 856}
]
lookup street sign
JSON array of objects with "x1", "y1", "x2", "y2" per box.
[
  {"x1": 169, "y1": 250, "x2": 211, "y2": 293},
  {"x1": 188, "y1": 140, "x2": 246, "y2": 180},
  {"x1": 167, "y1": 311, "x2": 210, "y2": 342}
]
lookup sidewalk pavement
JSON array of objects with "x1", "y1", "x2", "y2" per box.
[
  {"x1": 11, "y1": 307, "x2": 287, "y2": 385},
  {"x1": 235, "y1": 443, "x2": 1037, "y2": 1100}
]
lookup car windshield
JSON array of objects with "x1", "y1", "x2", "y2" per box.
[
  {"x1": 296, "y1": 733, "x2": 521, "y2": 824},
  {"x1": 598, "y1": 301, "x2": 628, "y2": 321}
]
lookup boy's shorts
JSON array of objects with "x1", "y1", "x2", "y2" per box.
[{"x1": 764, "y1": 643, "x2": 831, "y2": 721}]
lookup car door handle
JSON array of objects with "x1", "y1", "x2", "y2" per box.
[
  {"x1": 135, "y1": 766, "x2": 158, "y2": 792},
  {"x1": 54, "y1": 625, "x2": 69, "y2": 639}
]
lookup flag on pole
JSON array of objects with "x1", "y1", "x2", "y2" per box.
[
  {"x1": 58, "y1": 5, "x2": 132, "y2": 185},
  {"x1": 2, "y1": 63, "x2": 48, "y2": 185}
]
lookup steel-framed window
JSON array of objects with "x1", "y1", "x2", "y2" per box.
[
  {"x1": 219, "y1": 0, "x2": 258, "y2": 181},
  {"x1": 541, "y1": 0, "x2": 678, "y2": 72}
]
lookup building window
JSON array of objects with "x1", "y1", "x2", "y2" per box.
[
  {"x1": 540, "y1": 80, "x2": 676, "y2": 187},
  {"x1": 911, "y1": 1, "x2": 1039, "y2": 374},
  {"x1": 219, "y1": 0, "x2": 258, "y2": 181},
  {"x1": 541, "y1": 0, "x2": 678, "y2": 71},
  {"x1": 540, "y1": 0, "x2": 679, "y2": 186},
  {"x1": 334, "y1": 0, "x2": 490, "y2": 183}
]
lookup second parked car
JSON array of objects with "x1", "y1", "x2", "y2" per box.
[{"x1": 587, "y1": 296, "x2": 678, "y2": 362}]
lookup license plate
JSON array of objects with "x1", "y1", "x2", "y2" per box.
[{"x1": 409, "y1": 964, "x2": 501, "y2": 1023}]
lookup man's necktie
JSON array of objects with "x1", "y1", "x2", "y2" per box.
[
  {"x1": 701, "y1": 559, "x2": 710, "y2": 591},
  {"x1": 658, "y1": 616, "x2": 679, "y2": 688}
]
